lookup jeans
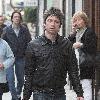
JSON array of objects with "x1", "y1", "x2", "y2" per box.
[
  {"x1": 6, "y1": 57, "x2": 25, "y2": 100},
  {"x1": 33, "y1": 90, "x2": 66, "y2": 100},
  {"x1": 0, "y1": 93, "x2": 3, "y2": 100},
  {"x1": 15, "y1": 57, "x2": 25, "y2": 96},
  {"x1": 6, "y1": 66, "x2": 18, "y2": 100}
]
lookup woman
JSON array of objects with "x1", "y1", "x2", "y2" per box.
[
  {"x1": 69, "y1": 11, "x2": 97, "y2": 100},
  {"x1": 0, "y1": 30, "x2": 15, "y2": 100}
]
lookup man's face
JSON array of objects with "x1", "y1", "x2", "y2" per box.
[
  {"x1": 44, "y1": 15, "x2": 61, "y2": 35},
  {"x1": 0, "y1": 16, "x2": 4, "y2": 26},
  {"x1": 72, "y1": 16, "x2": 86, "y2": 30},
  {"x1": 12, "y1": 13, "x2": 21, "y2": 25}
]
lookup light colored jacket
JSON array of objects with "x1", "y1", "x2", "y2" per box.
[{"x1": 0, "y1": 38, "x2": 15, "y2": 83}]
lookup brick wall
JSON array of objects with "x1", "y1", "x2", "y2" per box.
[
  {"x1": 83, "y1": 0, "x2": 100, "y2": 51},
  {"x1": 95, "y1": 0, "x2": 100, "y2": 51}
]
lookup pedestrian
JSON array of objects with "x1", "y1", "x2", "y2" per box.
[
  {"x1": 68, "y1": 11, "x2": 97, "y2": 100},
  {"x1": 0, "y1": 15, "x2": 6, "y2": 32},
  {"x1": 23, "y1": 7, "x2": 84, "y2": 100},
  {"x1": 2, "y1": 11, "x2": 31, "y2": 100},
  {"x1": 0, "y1": 30, "x2": 15, "y2": 100}
]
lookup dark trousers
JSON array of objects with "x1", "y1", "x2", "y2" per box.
[
  {"x1": 0, "y1": 83, "x2": 9, "y2": 100},
  {"x1": 33, "y1": 90, "x2": 66, "y2": 100},
  {"x1": 0, "y1": 93, "x2": 3, "y2": 100}
]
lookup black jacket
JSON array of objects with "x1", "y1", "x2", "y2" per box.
[
  {"x1": 2, "y1": 25, "x2": 31, "y2": 58},
  {"x1": 69, "y1": 27, "x2": 97, "y2": 79},
  {"x1": 23, "y1": 35, "x2": 83, "y2": 99},
  {"x1": 0, "y1": 24, "x2": 6, "y2": 37}
]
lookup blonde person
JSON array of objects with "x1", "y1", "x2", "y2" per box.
[{"x1": 69, "y1": 11, "x2": 97, "y2": 100}]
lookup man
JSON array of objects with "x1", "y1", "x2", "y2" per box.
[
  {"x1": 23, "y1": 7, "x2": 84, "y2": 100},
  {"x1": 69, "y1": 11, "x2": 97, "y2": 100},
  {"x1": 0, "y1": 15, "x2": 6, "y2": 32},
  {"x1": 2, "y1": 11, "x2": 31, "y2": 100}
]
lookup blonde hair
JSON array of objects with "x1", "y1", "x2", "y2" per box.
[{"x1": 72, "y1": 11, "x2": 89, "y2": 27}]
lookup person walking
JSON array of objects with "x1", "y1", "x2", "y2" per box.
[
  {"x1": 0, "y1": 15, "x2": 6, "y2": 32},
  {"x1": 69, "y1": 11, "x2": 97, "y2": 100},
  {"x1": 0, "y1": 30, "x2": 15, "y2": 100},
  {"x1": 23, "y1": 7, "x2": 84, "y2": 100},
  {"x1": 2, "y1": 11, "x2": 31, "y2": 100}
]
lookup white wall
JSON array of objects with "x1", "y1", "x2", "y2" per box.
[
  {"x1": 38, "y1": 0, "x2": 44, "y2": 35},
  {"x1": 75, "y1": 0, "x2": 82, "y2": 12},
  {"x1": 65, "y1": 0, "x2": 72, "y2": 37},
  {"x1": 0, "y1": 0, "x2": 3, "y2": 15}
]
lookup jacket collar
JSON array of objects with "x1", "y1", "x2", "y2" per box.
[{"x1": 41, "y1": 34, "x2": 60, "y2": 45}]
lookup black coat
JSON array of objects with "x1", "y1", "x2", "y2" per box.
[
  {"x1": 2, "y1": 25, "x2": 31, "y2": 58},
  {"x1": 23, "y1": 35, "x2": 83, "y2": 99},
  {"x1": 0, "y1": 24, "x2": 6, "y2": 37},
  {"x1": 69, "y1": 27, "x2": 97, "y2": 79}
]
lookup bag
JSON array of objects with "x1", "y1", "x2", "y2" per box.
[
  {"x1": 0, "y1": 82, "x2": 9, "y2": 93},
  {"x1": 79, "y1": 49, "x2": 94, "y2": 67}
]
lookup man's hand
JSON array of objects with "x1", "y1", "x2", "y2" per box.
[
  {"x1": 73, "y1": 42, "x2": 83, "y2": 49},
  {"x1": 77, "y1": 97, "x2": 84, "y2": 100},
  {"x1": 72, "y1": 26, "x2": 77, "y2": 33},
  {"x1": 0, "y1": 63, "x2": 4, "y2": 70},
  {"x1": 70, "y1": 26, "x2": 77, "y2": 35}
]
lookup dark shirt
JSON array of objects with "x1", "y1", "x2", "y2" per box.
[
  {"x1": 23, "y1": 34, "x2": 83, "y2": 99},
  {"x1": 2, "y1": 25, "x2": 31, "y2": 58}
]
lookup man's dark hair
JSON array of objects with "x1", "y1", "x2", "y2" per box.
[
  {"x1": 43, "y1": 7, "x2": 64, "y2": 25},
  {"x1": 11, "y1": 11, "x2": 23, "y2": 22}
]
